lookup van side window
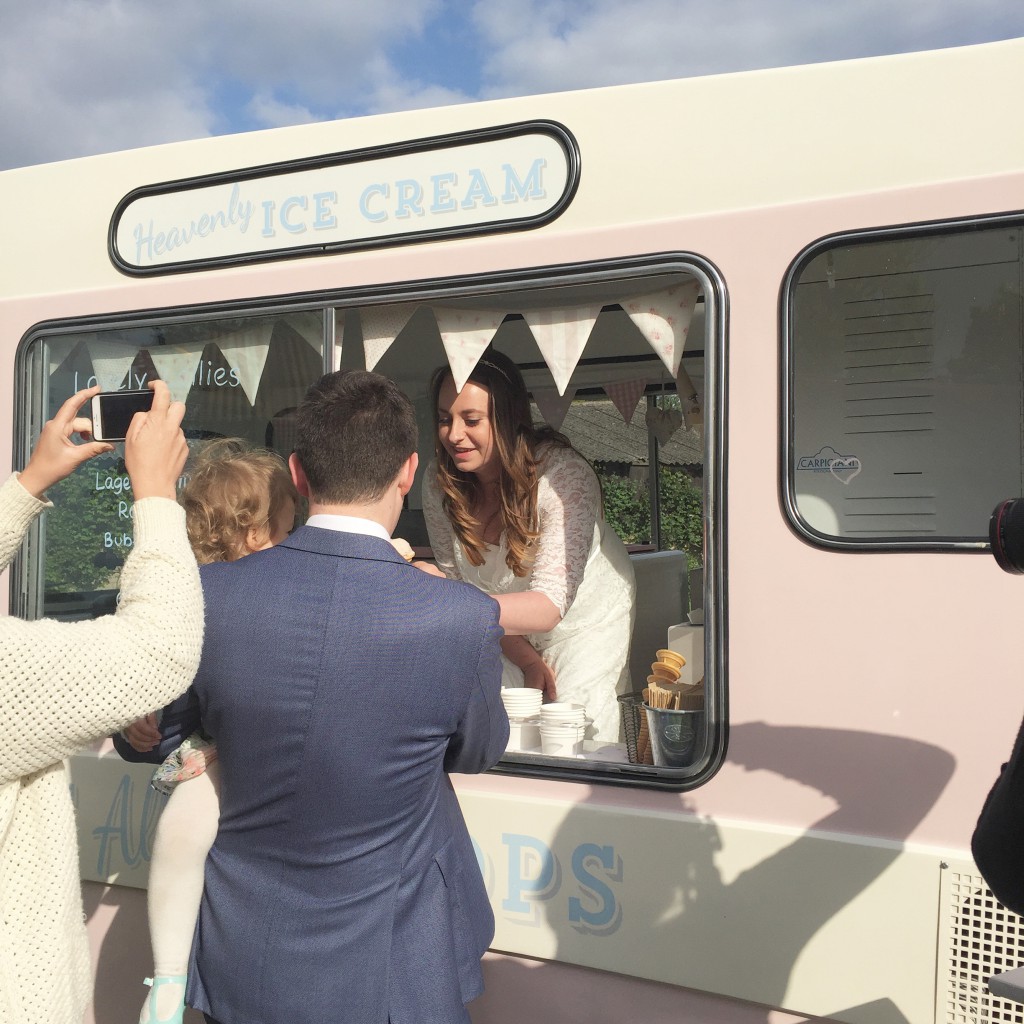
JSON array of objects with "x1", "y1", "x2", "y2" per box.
[
  {"x1": 17, "y1": 258, "x2": 723, "y2": 788},
  {"x1": 787, "y1": 222, "x2": 1023, "y2": 548}
]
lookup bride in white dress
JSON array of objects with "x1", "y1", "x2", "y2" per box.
[{"x1": 421, "y1": 348, "x2": 635, "y2": 743}]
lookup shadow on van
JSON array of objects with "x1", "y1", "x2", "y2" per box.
[{"x1": 470, "y1": 723, "x2": 954, "y2": 1024}]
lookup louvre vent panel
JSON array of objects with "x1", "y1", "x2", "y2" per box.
[{"x1": 941, "y1": 865, "x2": 1024, "y2": 1024}]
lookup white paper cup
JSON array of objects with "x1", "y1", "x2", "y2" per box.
[
  {"x1": 502, "y1": 695, "x2": 542, "y2": 709},
  {"x1": 540, "y1": 703, "x2": 585, "y2": 727},
  {"x1": 501, "y1": 688, "x2": 543, "y2": 706},
  {"x1": 506, "y1": 715, "x2": 542, "y2": 752},
  {"x1": 540, "y1": 723, "x2": 584, "y2": 757}
]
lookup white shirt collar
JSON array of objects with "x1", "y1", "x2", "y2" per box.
[{"x1": 304, "y1": 514, "x2": 392, "y2": 543}]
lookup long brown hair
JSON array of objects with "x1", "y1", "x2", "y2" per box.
[{"x1": 430, "y1": 347, "x2": 571, "y2": 576}]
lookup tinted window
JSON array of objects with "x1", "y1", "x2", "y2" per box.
[{"x1": 788, "y1": 223, "x2": 1023, "y2": 546}]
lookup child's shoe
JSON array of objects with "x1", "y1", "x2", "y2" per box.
[{"x1": 139, "y1": 974, "x2": 187, "y2": 1024}]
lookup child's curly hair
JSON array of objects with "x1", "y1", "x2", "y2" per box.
[{"x1": 180, "y1": 438, "x2": 298, "y2": 565}]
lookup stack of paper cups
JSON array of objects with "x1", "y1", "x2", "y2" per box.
[
  {"x1": 539, "y1": 702, "x2": 586, "y2": 756},
  {"x1": 500, "y1": 688, "x2": 543, "y2": 751},
  {"x1": 500, "y1": 688, "x2": 543, "y2": 718}
]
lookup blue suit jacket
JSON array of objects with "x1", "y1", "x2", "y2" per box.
[{"x1": 120, "y1": 526, "x2": 508, "y2": 1024}]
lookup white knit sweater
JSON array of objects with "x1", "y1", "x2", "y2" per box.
[{"x1": 0, "y1": 474, "x2": 204, "y2": 1024}]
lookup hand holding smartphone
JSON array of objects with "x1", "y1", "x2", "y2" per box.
[
  {"x1": 122, "y1": 381, "x2": 188, "y2": 501},
  {"x1": 18, "y1": 382, "x2": 185, "y2": 500},
  {"x1": 17, "y1": 385, "x2": 116, "y2": 498},
  {"x1": 90, "y1": 389, "x2": 155, "y2": 442}
]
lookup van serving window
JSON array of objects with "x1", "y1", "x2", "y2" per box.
[
  {"x1": 17, "y1": 257, "x2": 724, "y2": 789},
  {"x1": 785, "y1": 218, "x2": 1024, "y2": 551},
  {"x1": 345, "y1": 260, "x2": 723, "y2": 787}
]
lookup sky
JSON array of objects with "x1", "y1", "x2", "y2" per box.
[{"x1": 1, "y1": 0, "x2": 1023, "y2": 172}]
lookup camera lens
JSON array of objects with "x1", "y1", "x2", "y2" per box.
[{"x1": 989, "y1": 498, "x2": 1024, "y2": 574}]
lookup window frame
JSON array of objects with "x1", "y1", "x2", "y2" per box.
[
  {"x1": 13, "y1": 251, "x2": 729, "y2": 791},
  {"x1": 781, "y1": 211, "x2": 1024, "y2": 553}
]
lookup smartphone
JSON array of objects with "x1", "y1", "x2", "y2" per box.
[{"x1": 90, "y1": 389, "x2": 154, "y2": 442}]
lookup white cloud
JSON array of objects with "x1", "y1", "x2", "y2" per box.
[
  {"x1": 0, "y1": 0, "x2": 216, "y2": 167},
  {"x1": 0, "y1": 0, "x2": 1021, "y2": 170},
  {"x1": 0, "y1": 0, "x2": 444, "y2": 168},
  {"x1": 360, "y1": 66, "x2": 473, "y2": 118},
  {"x1": 470, "y1": 0, "x2": 1024, "y2": 98},
  {"x1": 244, "y1": 94, "x2": 319, "y2": 132}
]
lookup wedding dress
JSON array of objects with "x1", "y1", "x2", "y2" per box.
[{"x1": 423, "y1": 445, "x2": 635, "y2": 743}]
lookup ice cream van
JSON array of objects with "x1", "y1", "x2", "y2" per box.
[{"x1": 4, "y1": 34, "x2": 1024, "y2": 1024}]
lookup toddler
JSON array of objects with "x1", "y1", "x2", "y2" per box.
[{"x1": 129, "y1": 438, "x2": 298, "y2": 1024}]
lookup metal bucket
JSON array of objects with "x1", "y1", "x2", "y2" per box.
[{"x1": 643, "y1": 705, "x2": 705, "y2": 768}]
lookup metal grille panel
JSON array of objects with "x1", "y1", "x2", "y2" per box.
[{"x1": 941, "y1": 864, "x2": 1024, "y2": 1024}]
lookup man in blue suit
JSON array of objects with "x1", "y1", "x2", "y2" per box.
[{"x1": 128, "y1": 370, "x2": 508, "y2": 1024}]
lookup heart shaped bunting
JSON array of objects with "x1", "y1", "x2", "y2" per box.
[{"x1": 645, "y1": 405, "x2": 683, "y2": 445}]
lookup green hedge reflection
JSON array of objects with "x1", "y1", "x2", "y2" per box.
[{"x1": 45, "y1": 454, "x2": 132, "y2": 594}]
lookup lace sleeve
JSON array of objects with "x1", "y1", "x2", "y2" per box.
[
  {"x1": 421, "y1": 465, "x2": 460, "y2": 580},
  {"x1": 529, "y1": 446, "x2": 601, "y2": 618}
]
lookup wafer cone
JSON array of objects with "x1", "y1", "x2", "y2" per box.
[
  {"x1": 651, "y1": 661, "x2": 681, "y2": 682},
  {"x1": 636, "y1": 688, "x2": 652, "y2": 763},
  {"x1": 656, "y1": 649, "x2": 686, "y2": 670},
  {"x1": 637, "y1": 712, "x2": 652, "y2": 764}
]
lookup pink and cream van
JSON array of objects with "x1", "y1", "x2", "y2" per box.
[{"x1": 4, "y1": 35, "x2": 1024, "y2": 1024}]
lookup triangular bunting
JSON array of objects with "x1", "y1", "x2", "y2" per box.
[
  {"x1": 677, "y1": 364, "x2": 703, "y2": 429},
  {"x1": 87, "y1": 339, "x2": 142, "y2": 393},
  {"x1": 522, "y1": 305, "x2": 602, "y2": 395},
  {"x1": 622, "y1": 280, "x2": 700, "y2": 377},
  {"x1": 532, "y1": 386, "x2": 577, "y2": 432},
  {"x1": 333, "y1": 316, "x2": 343, "y2": 371},
  {"x1": 603, "y1": 378, "x2": 650, "y2": 425},
  {"x1": 433, "y1": 307, "x2": 505, "y2": 391},
  {"x1": 217, "y1": 323, "x2": 274, "y2": 404},
  {"x1": 360, "y1": 303, "x2": 420, "y2": 371},
  {"x1": 147, "y1": 341, "x2": 208, "y2": 403}
]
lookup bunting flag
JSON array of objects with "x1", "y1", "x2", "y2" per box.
[
  {"x1": 532, "y1": 386, "x2": 578, "y2": 432},
  {"x1": 522, "y1": 305, "x2": 602, "y2": 395},
  {"x1": 603, "y1": 377, "x2": 650, "y2": 425},
  {"x1": 646, "y1": 405, "x2": 683, "y2": 445},
  {"x1": 622, "y1": 280, "x2": 700, "y2": 377},
  {"x1": 677, "y1": 364, "x2": 703, "y2": 429},
  {"x1": 88, "y1": 339, "x2": 143, "y2": 392},
  {"x1": 217, "y1": 323, "x2": 275, "y2": 403},
  {"x1": 147, "y1": 341, "x2": 210, "y2": 403},
  {"x1": 333, "y1": 317, "x2": 344, "y2": 371},
  {"x1": 360, "y1": 303, "x2": 420, "y2": 371},
  {"x1": 433, "y1": 307, "x2": 506, "y2": 391}
]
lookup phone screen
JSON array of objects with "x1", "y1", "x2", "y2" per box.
[{"x1": 94, "y1": 390, "x2": 154, "y2": 441}]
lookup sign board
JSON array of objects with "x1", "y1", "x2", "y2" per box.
[{"x1": 110, "y1": 121, "x2": 579, "y2": 274}]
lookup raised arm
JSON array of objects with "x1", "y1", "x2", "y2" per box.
[
  {"x1": 0, "y1": 382, "x2": 203, "y2": 785},
  {"x1": 0, "y1": 385, "x2": 114, "y2": 571}
]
